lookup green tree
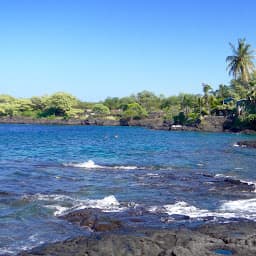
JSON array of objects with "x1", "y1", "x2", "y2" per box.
[
  {"x1": 0, "y1": 95, "x2": 17, "y2": 117},
  {"x1": 119, "y1": 96, "x2": 136, "y2": 111},
  {"x1": 160, "y1": 95, "x2": 180, "y2": 109},
  {"x1": 163, "y1": 105, "x2": 180, "y2": 121},
  {"x1": 92, "y1": 103, "x2": 110, "y2": 115},
  {"x1": 202, "y1": 83, "x2": 213, "y2": 114},
  {"x1": 0, "y1": 94, "x2": 15, "y2": 104},
  {"x1": 122, "y1": 102, "x2": 148, "y2": 120},
  {"x1": 247, "y1": 86, "x2": 256, "y2": 103},
  {"x1": 230, "y1": 79, "x2": 248, "y2": 99},
  {"x1": 247, "y1": 72, "x2": 256, "y2": 104},
  {"x1": 15, "y1": 98, "x2": 35, "y2": 117},
  {"x1": 44, "y1": 92, "x2": 78, "y2": 117},
  {"x1": 202, "y1": 83, "x2": 212, "y2": 96},
  {"x1": 104, "y1": 97, "x2": 120, "y2": 110},
  {"x1": 31, "y1": 96, "x2": 48, "y2": 111},
  {"x1": 215, "y1": 84, "x2": 234, "y2": 99},
  {"x1": 246, "y1": 79, "x2": 256, "y2": 111},
  {"x1": 173, "y1": 112, "x2": 186, "y2": 125},
  {"x1": 136, "y1": 91, "x2": 160, "y2": 112},
  {"x1": 226, "y1": 38, "x2": 255, "y2": 83},
  {"x1": 76, "y1": 100, "x2": 94, "y2": 110},
  {"x1": 179, "y1": 93, "x2": 199, "y2": 116},
  {"x1": 16, "y1": 99, "x2": 33, "y2": 111}
]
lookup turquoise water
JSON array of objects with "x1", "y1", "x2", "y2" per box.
[{"x1": 0, "y1": 124, "x2": 255, "y2": 255}]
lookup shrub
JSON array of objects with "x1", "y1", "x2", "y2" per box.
[
  {"x1": 122, "y1": 102, "x2": 148, "y2": 120},
  {"x1": 92, "y1": 104, "x2": 110, "y2": 115}
]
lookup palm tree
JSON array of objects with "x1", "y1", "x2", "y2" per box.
[
  {"x1": 226, "y1": 38, "x2": 255, "y2": 83},
  {"x1": 202, "y1": 83, "x2": 212, "y2": 113},
  {"x1": 247, "y1": 82, "x2": 256, "y2": 104},
  {"x1": 202, "y1": 83, "x2": 212, "y2": 96}
]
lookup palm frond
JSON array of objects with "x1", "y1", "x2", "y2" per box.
[{"x1": 226, "y1": 38, "x2": 255, "y2": 82}]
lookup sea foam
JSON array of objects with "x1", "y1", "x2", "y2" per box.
[
  {"x1": 149, "y1": 201, "x2": 214, "y2": 219},
  {"x1": 64, "y1": 160, "x2": 139, "y2": 170},
  {"x1": 64, "y1": 160, "x2": 103, "y2": 169},
  {"x1": 220, "y1": 198, "x2": 256, "y2": 220},
  {"x1": 149, "y1": 199, "x2": 256, "y2": 221},
  {"x1": 33, "y1": 194, "x2": 125, "y2": 216}
]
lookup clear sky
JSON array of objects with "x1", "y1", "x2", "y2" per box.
[{"x1": 0, "y1": 0, "x2": 255, "y2": 102}]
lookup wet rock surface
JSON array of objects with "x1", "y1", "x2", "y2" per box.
[
  {"x1": 237, "y1": 140, "x2": 256, "y2": 148},
  {"x1": 59, "y1": 207, "x2": 169, "y2": 232},
  {"x1": 18, "y1": 221, "x2": 256, "y2": 256},
  {"x1": 198, "y1": 222, "x2": 256, "y2": 256},
  {"x1": 60, "y1": 209, "x2": 123, "y2": 232},
  {"x1": 217, "y1": 177, "x2": 255, "y2": 193},
  {"x1": 17, "y1": 206, "x2": 256, "y2": 256}
]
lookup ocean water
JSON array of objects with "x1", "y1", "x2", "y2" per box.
[{"x1": 0, "y1": 124, "x2": 256, "y2": 255}]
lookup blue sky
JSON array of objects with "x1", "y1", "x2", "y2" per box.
[{"x1": 0, "y1": 0, "x2": 255, "y2": 101}]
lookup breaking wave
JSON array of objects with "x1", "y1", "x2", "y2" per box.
[
  {"x1": 149, "y1": 199, "x2": 256, "y2": 221},
  {"x1": 25, "y1": 192, "x2": 256, "y2": 222},
  {"x1": 64, "y1": 160, "x2": 139, "y2": 170},
  {"x1": 220, "y1": 198, "x2": 256, "y2": 220},
  {"x1": 30, "y1": 194, "x2": 126, "y2": 216}
]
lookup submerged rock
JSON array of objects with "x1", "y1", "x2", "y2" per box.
[
  {"x1": 0, "y1": 190, "x2": 12, "y2": 196},
  {"x1": 237, "y1": 141, "x2": 256, "y2": 148},
  {"x1": 222, "y1": 178, "x2": 255, "y2": 192},
  {"x1": 209, "y1": 175, "x2": 256, "y2": 193}
]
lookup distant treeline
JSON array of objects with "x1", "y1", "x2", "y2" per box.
[{"x1": 0, "y1": 82, "x2": 254, "y2": 125}]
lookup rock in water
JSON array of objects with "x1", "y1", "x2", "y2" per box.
[
  {"x1": 60, "y1": 208, "x2": 123, "y2": 232},
  {"x1": 237, "y1": 141, "x2": 256, "y2": 148}
]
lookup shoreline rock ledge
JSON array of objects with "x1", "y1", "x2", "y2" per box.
[{"x1": 18, "y1": 221, "x2": 256, "y2": 256}]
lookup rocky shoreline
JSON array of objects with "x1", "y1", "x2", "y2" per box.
[
  {"x1": 16, "y1": 204, "x2": 256, "y2": 256},
  {"x1": 1, "y1": 115, "x2": 256, "y2": 134},
  {"x1": 17, "y1": 221, "x2": 256, "y2": 256},
  {"x1": 0, "y1": 115, "x2": 247, "y2": 133}
]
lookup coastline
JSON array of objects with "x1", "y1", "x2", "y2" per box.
[
  {"x1": 0, "y1": 116, "x2": 255, "y2": 134},
  {"x1": 17, "y1": 221, "x2": 256, "y2": 256}
]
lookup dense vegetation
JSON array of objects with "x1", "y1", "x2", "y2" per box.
[{"x1": 0, "y1": 39, "x2": 255, "y2": 129}]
